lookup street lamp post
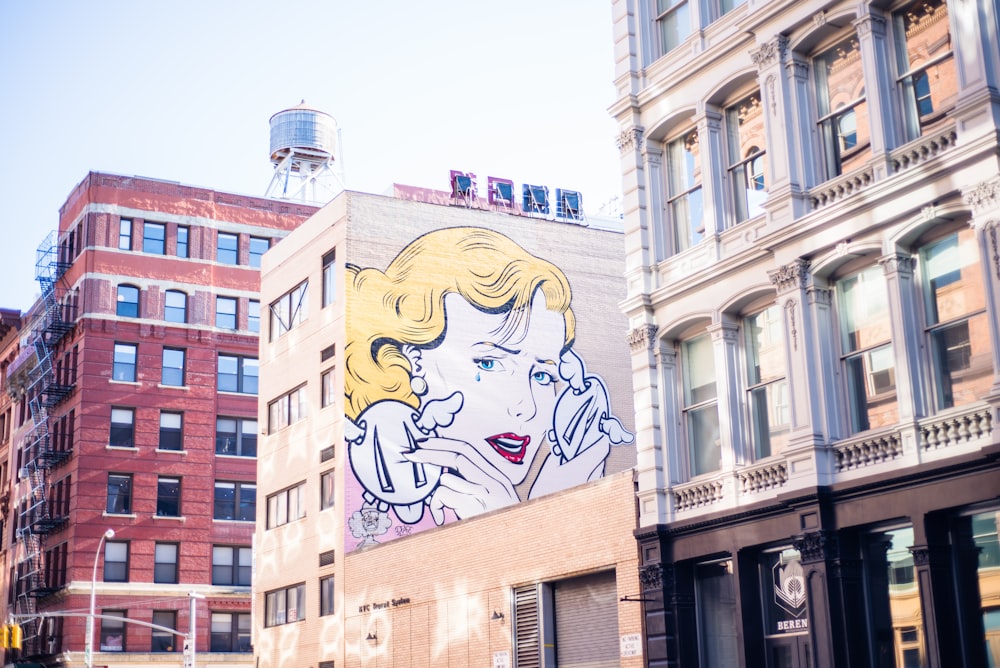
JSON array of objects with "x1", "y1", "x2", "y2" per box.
[{"x1": 85, "y1": 528, "x2": 115, "y2": 668}]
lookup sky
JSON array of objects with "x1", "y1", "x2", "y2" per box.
[{"x1": 0, "y1": 1, "x2": 623, "y2": 313}]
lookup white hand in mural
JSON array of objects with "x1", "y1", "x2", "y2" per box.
[
  {"x1": 529, "y1": 349, "x2": 634, "y2": 499},
  {"x1": 345, "y1": 393, "x2": 463, "y2": 524},
  {"x1": 404, "y1": 437, "x2": 519, "y2": 525}
]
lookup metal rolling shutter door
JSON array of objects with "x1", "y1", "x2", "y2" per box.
[{"x1": 553, "y1": 570, "x2": 618, "y2": 668}]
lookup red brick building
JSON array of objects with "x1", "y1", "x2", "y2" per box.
[{"x1": 2, "y1": 172, "x2": 315, "y2": 667}]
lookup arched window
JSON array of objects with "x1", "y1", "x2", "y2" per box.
[
  {"x1": 164, "y1": 290, "x2": 187, "y2": 324},
  {"x1": 116, "y1": 285, "x2": 139, "y2": 318}
]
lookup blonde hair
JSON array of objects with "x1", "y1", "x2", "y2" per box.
[{"x1": 345, "y1": 227, "x2": 575, "y2": 419}]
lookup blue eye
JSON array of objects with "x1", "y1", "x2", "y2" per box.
[
  {"x1": 532, "y1": 371, "x2": 554, "y2": 386},
  {"x1": 474, "y1": 358, "x2": 496, "y2": 371}
]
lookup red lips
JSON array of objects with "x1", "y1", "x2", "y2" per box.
[{"x1": 485, "y1": 433, "x2": 530, "y2": 463}]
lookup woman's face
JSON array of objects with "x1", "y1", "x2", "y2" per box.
[{"x1": 416, "y1": 291, "x2": 565, "y2": 484}]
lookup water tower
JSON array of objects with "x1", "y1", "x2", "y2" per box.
[{"x1": 265, "y1": 102, "x2": 344, "y2": 203}]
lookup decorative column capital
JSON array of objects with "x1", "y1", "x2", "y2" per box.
[
  {"x1": 617, "y1": 127, "x2": 645, "y2": 154},
  {"x1": 794, "y1": 530, "x2": 838, "y2": 564},
  {"x1": 964, "y1": 176, "x2": 1000, "y2": 215},
  {"x1": 627, "y1": 324, "x2": 659, "y2": 352},
  {"x1": 768, "y1": 259, "x2": 810, "y2": 293},
  {"x1": 751, "y1": 35, "x2": 789, "y2": 69},
  {"x1": 639, "y1": 562, "x2": 665, "y2": 591},
  {"x1": 879, "y1": 253, "x2": 916, "y2": 276}
]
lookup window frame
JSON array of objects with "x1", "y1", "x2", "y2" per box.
[
  {"x1": 217, "y1": 232, "x2": 239, "y2": 265},
  {"x1": 118, "y1": 219, "x2": 133, "y2": 250},
  {"x1": 99, "y1": 609, "x2": 126, "y2": 652},
  {"x1": 106, "y1": 473, "x2": 133, "y2": 514},
  {"x1": 151, "y1": 610, "x2": 177, "y2": 652},
  {"x1": 654, "y1": 0, "x2": 693, "y2": 57},
  {"x1": 164, "y1": 290, "x2": 187, "y2": 324},
  {"x1": 217, "y1": 354, "x2": 259, "y2": 395},
  {"x1": 143, "y1": 222, "x2": 166, "y2": 254},
  {"x1": 159, "y1": 411, "x2": 183, "y2": 451},
  {"x1": 265, "y1": 583, "x2": 307, "y2": 627},
  {"x1": 320, "y1": 469, "x2": 335, "y2": 510},
  {"x1": 113, "y1": 342, "x2": 138, "y2": 382},
  {"x1": 156, "y1": 476, "x2": 182, "y2": 517},
  {"x1": 268, "y1": 385, "x2": 308, "y2": 433},
  {"x1": 216, "y1": 296, "x2": 238, "y2": 329},
  {"x1": 249, "y1": 236, "x2": 269, "y2": 268},
  {"x1": 210, "y1": 612, "x2": 251, "y2": 652},
  {"x1": 320, "y1": 575, "x2": 335, "y2": 616},
  {"x1": 322, "y1": 249, "x2": 336, "y2": 307},
  {"x1": 213, "y1": 481, "x2": 257, "y2": 522},
  {"x1": 153, "y1": 542, "x2": 179, "y2": 584},
  {"x1": 110, "y1": 407, "x2": 135, "y2": 448},
  {"x1": 215, "y1": 417, "x2": 258, "y2": 457},
  {"x1": 104, "y1": 541, "x2": 129, "y2": 582},
  {"x1": 248, "y1": 299, "x2": 260, "y2": 333},
  {"x1": 212, "y1": 545, "x2": 252, "y2": 586},
  {"x1": 267, "y1": 482, "x2": 307, "y2": 529},
  {"x1": 724, "y1": 91, "x2": 767, "y2": 226},
  {"x1": 116, "y1": 284, "x2": 140, "y2": 318},
  {"x1": 161, "y1": 347, "x2": 186, "y2": 387},
  {"x1": 743, "y1": 304, "x2": 790, "y2": 460},
  {"x1": 666, "y1": 128, "x2": 705, "y2": 253},
  {"x1": 176, "y1": 225, "x2": 189, "y2": 259},
  {"x1": 269, "y1": 280, "x2": 309, "y2": 340},
  {"x1": 681, "y1": 332, "x2": 721, "y2": 477}
]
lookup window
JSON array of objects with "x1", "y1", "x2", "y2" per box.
[
  {"x1": 110, "y1": 408, "x2": 135, "y2": 448},
  {"x1": 265, "y1": 583, "x2": 306, "y2": 626},
  {"x1": 152, "y1": 611, "x2": 176, "y2": 652},
  {"x1": 159, "y1": 411, "x2": 183, "y2": 451},
  {"x1": 113, "y1": 343, "x2": 137, "y2": 382},
  {"x1": 920, "y1": 229, "x2": 991, "y2": 410},
  {"x1": 267, "y1": 482, "x2": 306, "y2": 528},
  {"x1": 218, "y1": 355, "x2": 258, "y2": 394},
  {"x1": 116, "y1": 284, "x2": 139, "y2": 317},
  {"x1": 320, "y1": 575, "x2": 335, "y2": 616},
  {"x1": 100, "y1": 610, "x2": 126, "y2": 651},
  {"x1": 216, "y1": 417, "x2": 257, "y2": 457},
  {"x1": 161, "y1": 348, "x2": 185, "y2": 386},
  {"x1": 695, "y1": 559, "x2": 738, "y2": 666},
  {"x1": 893, "y1": 0, "x2": 956, "y2": 141},
  {"x1": 837, "y1": 265, "x2": 898, "y2": 432},
  {"x1": 864, "y1": 528, "x2": 926, "y2": 664},
  {"x1": 249, "y1": 236, "x2": 269, "y2": 268},
  {"x1": 322, "y1": 249, "x2": 336, "y2": 307},
  {"x1": 725, "y1": 92, "x2": 767, "y2": 224},
  {"x1": 321, "y1": 368, "x2": 335, "y2": 408},
  {"x1": 667, "y1": 129, "x2": 704, "y2": 253},
  {"x1": 270, "y1": 281, "x2": 308, "y2": 339},
  {"x1": 214, "y1": 481, "x2": 256, "y2": 521},
  {"x1": 118, "y1": 219, "x2": 132, "y2": 250},
  {"x1": 157, "y1": 476, "x2": 181, "y2": 517},
  {"x1": 815, "y1": 36, "x2": 870, "y2": 179},
  {"x1": 320, "y1": 470, "x2": 335, "y2": 510},
  {"x1": 212, "y1": 546, "x2": 251, "y2": 586},
  {"x1": 143, "y1": 222, "x2": 166, "y2": 254},
  {"x1": 269, "y1": 385, "x2": 308, "y2": 433},
  {"x1": 107, "y1": 474, "x2": 133, "y2": 514},
  {"x1": 211, "y1": 612, "x2": 251, "y2": 652},
  {"x1": 248, "y1": 300, "x2": 260, "y2": 333},
  {"x1": 176, "y1": 226, "x2": 189, "y2": 258},
  {"x1": 104, "y1": 541, "x2": 128, "y2": 582},
  {"x1": 683, "y1": 334, "x2": 721, "y2": 476},
  {"x1": 745, "y1": 305, "x2": 789, "y2": 459},
  {"x1": 164, "y1": 290, "x2": 187, "y2": 323},
  {"x1": 215, "y1": 296, "x2": 237, "y2": 329},
  {"x1": 655, "y1": 0, "x2": 692, "y2": 56},
  {"x1": 217, "y1": 232, "x2": 239, "y2": 264},
  {"x1": 154, "y1": 542, "x2": 178, "y2": 583}
]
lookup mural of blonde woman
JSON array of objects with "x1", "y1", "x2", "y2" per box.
[{"x1": 344, "y1": 227, "x2": 632, "y2": 549}]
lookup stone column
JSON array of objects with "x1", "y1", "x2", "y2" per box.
[
  {"x1": 629, "y1": 324, "x2": 669, "y2": 527},
  {"x1": 697, "y1": 109, "x2": 726, "y2": 237},
  {"x1": 879, "y1": 252, "x2": 928, "y2": 423},
  {"x1": 963, "y1": 176, "x2": 1000, "y2": 401},
  {"x1": 855, "y1": 9, "x2": 901, "y2": 160},
  {"x1": 794, "y1": 530, "x2": 840, "y2": 668},
  {"x1": 707, "y1": 319, "x2": 745, "y2": 468}
]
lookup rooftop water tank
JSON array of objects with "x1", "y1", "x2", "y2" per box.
[{"x1": 269, "y1": 102, "x2": 338, "y2": 167}]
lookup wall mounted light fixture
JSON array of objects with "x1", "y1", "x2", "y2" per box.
[
  {"x1": 366, "y1": 632, "x2": 378, "y2": 644},
  {"x1": 491, "y1": 610, "x2": 505, "y2": 621}
]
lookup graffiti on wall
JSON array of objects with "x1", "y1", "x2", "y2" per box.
[{"x1": 344, "y1": 227, "x2": 632, "y2": 550}]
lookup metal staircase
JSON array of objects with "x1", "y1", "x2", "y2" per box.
[{"x1": 7, "y1": 231, "x2": 76, "y2": 657}]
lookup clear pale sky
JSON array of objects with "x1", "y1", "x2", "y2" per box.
[{"x1": 0, "y1": 1, "x2": 621, "y2": 312}]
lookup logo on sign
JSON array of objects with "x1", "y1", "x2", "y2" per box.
[{"x1": 773, "y1": 556, "x2": 806, "y2": 617}]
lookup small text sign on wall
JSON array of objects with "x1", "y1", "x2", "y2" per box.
[
  {"x1": 620, "y1": 633, "x2": 643, "y2": 657},
  {"x1": 493, "y1": 650, "x2": 510, "y2": 668}
]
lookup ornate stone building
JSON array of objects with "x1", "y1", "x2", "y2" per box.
[{"x1": 610, "y1": 0, "x2": 1000, "y2": 665}]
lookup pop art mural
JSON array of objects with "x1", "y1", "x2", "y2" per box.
[{"x1": 344, "y1": 226, "x2": 633, "y2": 551}]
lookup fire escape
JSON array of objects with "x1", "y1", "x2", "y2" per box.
[{"x1": 6, "y1": 231, "x2": 75, "y2": 657}]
